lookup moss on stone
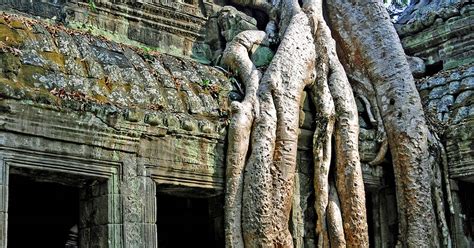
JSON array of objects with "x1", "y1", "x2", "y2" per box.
[
  {"x1": 17, "y1": 65, "x2": 48, "y2": 87},
  {"x1": 0, "y1": 24, "x2": 23, "y2": 47},
  {"x1": 0, "y1": 78, "x2": 29, "y2": 99},
  {"x1": 40, "y1": 51, "x2": 66, "y2": 72},
  {"x1": 0, "y1": 52, "x2": 21, "y2": 74}
]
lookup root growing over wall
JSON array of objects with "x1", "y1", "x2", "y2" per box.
[{"x1": 220, "y1": 0, "x2": 448, "y2": 247}]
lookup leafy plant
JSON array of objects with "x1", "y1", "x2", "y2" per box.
[
  {"x1": 200, "y1": 79, "x2": 211, "y2": 88},
  {"x1": 88, "y1": 0, "x2": 97, "y2": 12}
]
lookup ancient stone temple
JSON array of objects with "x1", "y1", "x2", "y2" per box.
[{"x1": 0, "y1": 0, "x2": 471, "y2": 247}]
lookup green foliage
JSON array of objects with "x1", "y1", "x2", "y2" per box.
[
  {"x1": 142, "y1": 46, "x2": 154, "y2": 61},
  {"x1": 200, "y1": 79, "x2": 211, "y2": 88},
  {"x1": 197, "y1": 79, "x2": 221, "y2": 98},
  {"x1": 88, "y1": 0, "x2": 97, "y2": 12}
]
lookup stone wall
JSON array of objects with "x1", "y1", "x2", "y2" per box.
[
  {"x1": 0, "y1": 0, "x2": 224, "y2": 56},
  {"x1": 0, "y1": 13, "x2": 231, "y2": 247},
  {"x1": 417, "y1": 65, "x2": 474, "y2": 181},
  {"x1": 398, "y1": 2, "x2": 473, "y2": 70},
  {"x1": 0, "y1": 1, "x2": 472, "y2": 247},
  {"x1": 400, "y1": 2, "x2": 474, "y2": 246},
  {"x1": 400, "y1": 1, "x2": 474, "y2": 182}
]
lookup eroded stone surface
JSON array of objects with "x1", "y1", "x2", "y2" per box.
[
  {"x1": 0, "y1": 14, "x2": 232, "y2": 126},
  {"x1": 0, "y1": 0, "x2": 225, "y2": 56},
  {"x1": 400, "y1": 2, "x2": 474, "y2": 69}
]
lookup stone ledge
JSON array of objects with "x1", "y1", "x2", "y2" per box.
[
  {"x1": 396, "y1": 1, "x2": 471, "y2": 37},
  {"x1": 0, "y1": 100, "x2": 226, "y2": 190},
  {"x1": 0, "y1": 13, "x2": 231, "y2": 134},
  {"x1": 401, "y1": 6, "x2": 474, "y2": 69}
]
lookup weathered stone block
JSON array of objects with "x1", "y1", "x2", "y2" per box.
[
  {"x1": 437, "y1": 94, "x2": 454, "y2": 114},
  {"x1": 455, "y1": 90, "x2": 473, "y2": 105},
  {"x1": 90, "y1": 225, "x2": 109, "y2": 248},
  {"x1": 460, "y1": 76, "x2": 474, "y2": 91}
]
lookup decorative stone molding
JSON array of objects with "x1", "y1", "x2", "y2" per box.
[
  {"x1": 0, "y1": 147, "x2": 123, "y2": 248},
  {"x1": 0, "y1": 0, "x2": 224, "y2": 55}
]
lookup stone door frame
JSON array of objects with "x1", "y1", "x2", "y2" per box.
[
  {"x1": 0, "y1": 147, "x2": 122, "y2": 248},
  {"x1": 144, "y1": 164, "x2": 225, "y2": 248}
]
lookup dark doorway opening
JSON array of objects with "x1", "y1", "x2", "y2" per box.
[
  {"x1": 156, "y1": 193, "x2": 222, "y2": 248},
  {"x1": 458, "y1": 181, "x2": 474, "y2": 243},
  {"x1": 366, "y1": 191, "x2": 375, "y2": 247},
  {"x1": 8, "y1": 174, "x2": 79, "y2": 248},
  {"x1": 425, "y1": 60, "x2": 444, "y2": 76}
]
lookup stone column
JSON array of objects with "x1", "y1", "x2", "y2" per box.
[
  {"x1": 79, "y1": 175, "x2": 123, "y2": 248},
  {"x1": 143, "y1": 177, "x2": 157, "y2": 248},
  {"x1": 0, "y1": 156, "x2": 7, "y2": 248},
  {"x1": 449, "y1": 180, "x2": 470, "y2": 247},
  {"x1": 369, "y1": 190, "x2": 382, "y2": 248},
  {"x1": 208, "y1": 195, "x2": 225, "y2": 246},
  {"x1": 378, "y1": 187, "x2": 398, "y2": 248},
  {"x1": 122, "y1": 154, "x2": 147, "y2": 248}
]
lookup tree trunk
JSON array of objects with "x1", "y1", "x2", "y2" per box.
[
  {"x1": 242, "y1": 10, "x2": 317, "y2": 246},
  {"x1": 223, "y1": 30, "x2": 266, "y2": 248},
  {"x1": 326, "y1": 0, "x2": 438, "y2": 246},
  {"x1": 221, "y1": 0, "x2": 442, "y2": 247}
]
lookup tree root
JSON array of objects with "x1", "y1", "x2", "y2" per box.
[
  {"x1": 222, "y1": 1, "x2": 373, "y2": 247},
  {"x1": 310, "y1": 46, "x2": 335, "y2": 248},
  {"x1": 369, "y1": 138, "x2": 388, "y2": 166},
  {"x1": 223, "y1": 30, "x2": 266, "y2": 248},
  {"x1": 346, "y1": 76, "x2": 388, "y2": 166},
  {"x1": 306, "y1": 3, "x2": 367, "y2": 246},
  {"x1": 428, "y1": 132, "x2": 453, "y2": 247},
  {"x1": 326, "y1": 0, "x2": 440, "y2": 246},
  {"x1": 327, "y1": 180, "x2": 346, "y2": 248}
]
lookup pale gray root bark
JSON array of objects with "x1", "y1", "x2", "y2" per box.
[
  {"x1": 327, "y1": 180, "x2": 346, "y2": 248},
  {"x1": 438, "y1": 138, "x2": 454, "y2": 215},
  {"x1": 428, "y1": 133, "x2": 453, "y2": 247},
  {"x1": 241, "y1": 79, "x2": 276, "y2": 248},
  {"x1": 250, "y1": 11, "x2": 316, "y2": 246},
  {"x1": 326, "y1": 0, "x2": 439, "y2": 246},
  {"x1": 347, "y1": 72, "x2": 388, "y2": 166},
  {"x1": 319, "y1": 19, "x2": 369, "y2": 247},
  {"x1": 223, "y1": 30, "x2": 267, "y2": 248},
  {"x1": 304, "y1": 2, "x2": 368, "y2": 246},
  {"x1": 369, "y1": 139, "x2": 389, "y2": 166},
  {"x1": 222, "y1": 0, "x2": 369, "y2": 247},
  {"x1": 310, "y1": 41, "x2": 335, "y2": 248},
  {"x1": 220, "y1": 2, "x2": 315, "y2": 246},
  {"x1": 429, "y1": 132, "x2": 454, "y2": 215},
  {"x1": 357, "y1": 94, "x2": 389, "y2": 164},
  {"x1": 432, "y1": 163, "x2": 451, "y2": 248}
]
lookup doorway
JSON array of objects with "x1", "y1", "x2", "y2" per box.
[
  {"x1": 156, "y1": 192, "x2": 223, "y2": 248},
  {"x1": 458, "y1": 181, "x2": 474, "y2": 244},
  {"x1": 8, "y1": 174, "x2": 79, "y2": 248}
]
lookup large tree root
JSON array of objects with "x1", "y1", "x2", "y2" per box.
[
  {"x1": 220, "y1": 0, "x2": 443, "y2": 247},
  {"x1": 308, "y1": 10, "x2": 368, "y2": 246},
  {"x1": 223, "y1": 30, "x2": 267, "y2": 248},
  {"x1": 221, "y1": 0, "x2": 369, "y2": 246},
  {"x1": 428, "y1": 132, "x2": 453, "y2": 247},
  {"x1": 310, "y1": 34, "x2": 335, "y2": 248},
  {"x1": 327, "y1": 179, "x2": 346, "y2": 248},
  {"x1": 326, "y1": 0, "x2": 446, "y2": 246}
]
